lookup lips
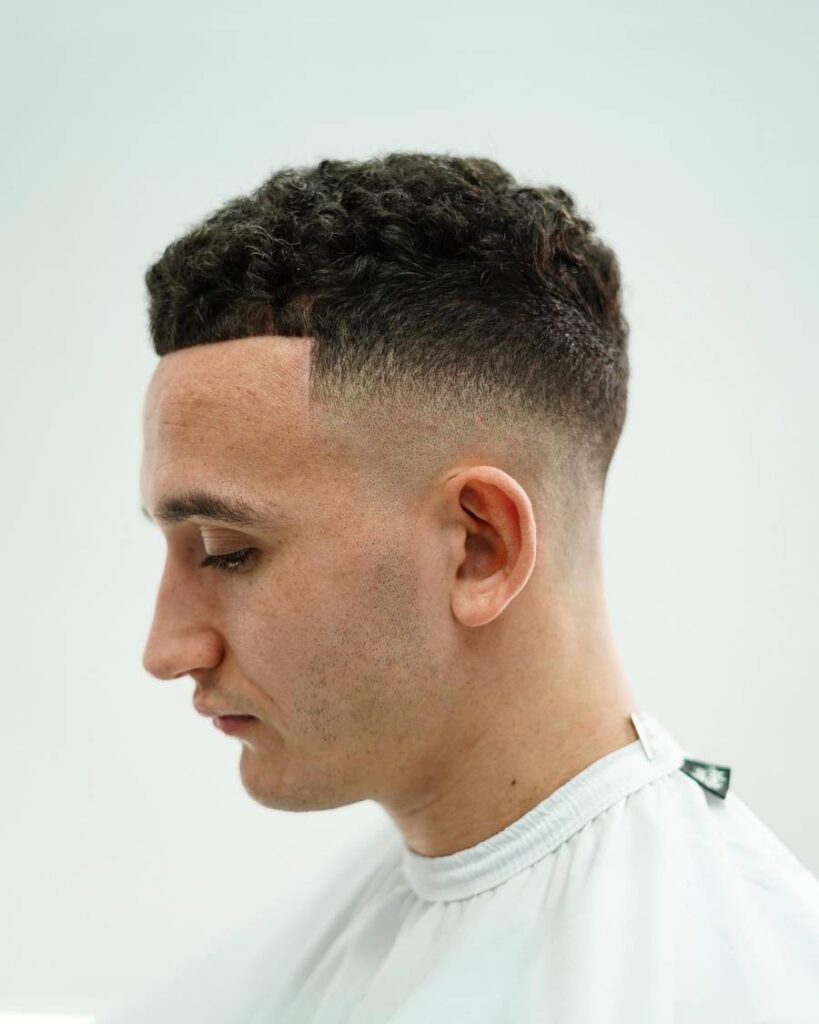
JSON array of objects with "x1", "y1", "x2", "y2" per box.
[
  {"x1": 214, "y1": 715, "x2": 258, "y2": 735},
  {"x1": 193, "y1": 699, "x2": 256, "y2": 719}
]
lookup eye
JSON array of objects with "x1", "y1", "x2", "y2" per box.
[{"x1": 199, "y1": 548, "x2": 255, "y2": 573}]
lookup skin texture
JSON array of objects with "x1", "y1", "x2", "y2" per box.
[{"x1": 140, "y1": 334, "x2": 639, "y2": 858}]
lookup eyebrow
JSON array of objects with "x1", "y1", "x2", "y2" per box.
[{"x1": 140, "y1": 489, "x2": 278, "y2": 528}]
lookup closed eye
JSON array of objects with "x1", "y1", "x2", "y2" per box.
[{"x1": 199, "y1": 548, "x2": 255, "y2": 573}]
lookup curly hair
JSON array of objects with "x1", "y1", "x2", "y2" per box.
[{"x1": 144, "y1": 152, "x2": 629, "y2": 541}]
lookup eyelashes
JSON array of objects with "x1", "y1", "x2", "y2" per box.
[{"x1": 199, "y1": 548, "x2": 255, "y2": 573}]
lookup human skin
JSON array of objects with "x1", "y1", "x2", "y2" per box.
[{"x1": 139, "y1": 334, "x2": 639, "y2": 858}]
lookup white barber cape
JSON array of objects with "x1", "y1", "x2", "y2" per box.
[{"x1": 97, "y1": 711, "x2": 819, "y2": 1023}]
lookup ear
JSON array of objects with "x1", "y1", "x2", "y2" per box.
[{"x1": 442, "y1": 466, "x2": 537, "y2": 628}]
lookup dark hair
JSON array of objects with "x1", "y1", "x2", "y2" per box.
[{"x1": 145, "y1": 152, "x2": 629, "y2": 529}]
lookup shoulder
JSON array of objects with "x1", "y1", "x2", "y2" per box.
[{"x1": 556, "y1": 769, "x2": 819, "y2": 1016}]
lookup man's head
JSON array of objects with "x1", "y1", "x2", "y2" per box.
[{"x1": 139, "y1": 153, "x2": 630, "y2": 822}]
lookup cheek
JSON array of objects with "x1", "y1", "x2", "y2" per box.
[
  {"x1": 247, "y1": 533, "x2": 444, "y2": 724},
  {"x1": 314, "y1": 549, "x2": 429, "y2": 707},
  {"x1": 340, "y1": 553, "x2": 445, "y2": 716}
]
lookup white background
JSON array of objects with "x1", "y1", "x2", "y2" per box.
[{"x1": 1, "y1": 0, "x2": 817, "y2": 1017}]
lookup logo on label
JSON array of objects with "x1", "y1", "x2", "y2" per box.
[{"x1": 680, "y1": 758, "x2": 731, "y2": 799}]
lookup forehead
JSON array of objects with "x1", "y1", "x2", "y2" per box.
[{"x1": 140, "y1": 336, "x2": 319, "y2": 504}]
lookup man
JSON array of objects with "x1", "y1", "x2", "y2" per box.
[{"x1": 103, "y1": 153, "x2": 819, "y2": 1021}]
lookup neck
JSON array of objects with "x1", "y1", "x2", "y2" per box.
[{"x1": 381, "y1": 577, "x2": 639, "y2": 858}]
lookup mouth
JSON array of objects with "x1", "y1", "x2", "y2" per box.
[{"x1": 214, "y1": 715, "x2": 258, "y2": 735}]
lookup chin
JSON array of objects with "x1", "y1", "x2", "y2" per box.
[{"x1": 236, "y1": 750, "x2": 353, "y2": 813}]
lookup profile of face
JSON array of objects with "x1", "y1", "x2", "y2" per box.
[{"x1": 140, "y1": 335, "x2": 538, "y2": 819}]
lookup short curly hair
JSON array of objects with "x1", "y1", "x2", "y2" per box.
[{"x1": 144, "y1": 152, "x2": 629, "y2": 540}]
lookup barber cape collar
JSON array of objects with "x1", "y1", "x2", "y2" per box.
[
  {"x1": 400, "y1": 710, "x2": 732, "y2": 902},
  {"x1": 630, "y1": 711, "x2": 731, "y2": 798}
]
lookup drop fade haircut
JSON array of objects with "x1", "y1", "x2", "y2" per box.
[{"x1": 144, "y1": 152, "x2": 629, "y2": 571}]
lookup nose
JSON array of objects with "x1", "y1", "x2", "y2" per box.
[
  {"x1": 142, "y1": 626, "x2": 223, "y2": 680},
  {"x1": 141, "y1": 548, "x2": 226, "y2": 679},
  {"x1": 141, "y1": 623, "x2": 223, "y2": 679},
  {"x1": 141, "y1": 585, "x2": 224, "y2": 680}
]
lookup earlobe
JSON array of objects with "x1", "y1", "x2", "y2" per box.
[{"x1": 445, "y1": 467, "x2": 537, "y2": 629}]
